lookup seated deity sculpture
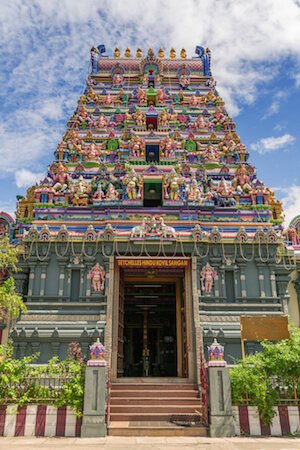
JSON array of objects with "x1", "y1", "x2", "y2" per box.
[
  {"x1": 92, "y1": 114, "x2": 108, "y2": 128},
  {"x1": 189, "y1": 94, "x2": 199, "y2": 107},
  {"x1": 105, "y1": 183, "x2": 119, "y2": 201},
  {"x1": 187, "y1": 178, "x2": 203, "y2": 204},
  {"x1": 129, "y1": 136, "x2": 145, "y2": 158},
  {"x1": 84, "y1": 143, "x2": 100, "y2": 161},
  {"x1": 104, "y1": 93, "x2": 114, "y2": 106},
  {"x1": 160, "y1": 135, "x2": 176, "y2": 158},
  {"x1": 179, "y1": 74, "x2": 190, "y2": 89},
  {"x1": 137, "y1": 87, "x2": 147, "y2": 105},
  {"x1": 112, "y1": 73, "x2": 124, "y2": 87},
  {"x1": 134, "y1": 110, "x2": 146, "y2": 126},
  {"x1": 204, "y1": 144, "x2": 220, "y2": 162},
  {"x1": 157, "y1": 88, "x2": 167, "y2": 104},
  {"x1": 159, "y1": 109, "x2": 170, "y2": 126}
]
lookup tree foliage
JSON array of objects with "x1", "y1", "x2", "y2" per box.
[
  {"x1": 0, "y1": 341, "x2": 85, "y2": 416},
  {"x1": 0, "y1": 236, "x2": 27, "y2": 320},
  {"x1": 230, "y1": 328, "x2": 300, "y2": 425}
]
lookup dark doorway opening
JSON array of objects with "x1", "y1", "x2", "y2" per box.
[
  {"x1": 123, "y1": 282, "x2": 177, "y2": 377},
  {"x1": 143, "y1": 181, "x2": 162, "y2": 207},
  {"x1": 146, "y1": 116, "x2": 158, "y2": 130},
  {"x1": 146, "y1": 144, "x2": 159, "y2": 163}
]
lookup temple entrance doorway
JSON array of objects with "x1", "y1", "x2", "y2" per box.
[
  {"x1": 123, "y1": 281, "x2": 177, "y2": 377},
  {"x1": 112, "y1": 259, "x2": 193, "y2": 381}
]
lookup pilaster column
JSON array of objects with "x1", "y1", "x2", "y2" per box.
[
  {"x1": 292, "y1": 277, "x2": 300, "y2": 311},
  {"x1": 270, "y1": 269, "x2": 278, "y2": 298},
  {"x1": 256, "y1": 262, "x2": 266, "y2": 298},
  {"x1": 238, "y1": 262, "x2": 247, "y2": 298},
  {"x1": 275, "y1": 271, "x2": 291, "y2": 314},
  {"x1": 27, "y1": 262, "x2": 37, "y2": 297},
  {"x1": 39, "y1": 262, "x2": 48, "y2": 297}
]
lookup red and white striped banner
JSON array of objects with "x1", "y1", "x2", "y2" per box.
[
  {"x1": 0, "y1": 405, "x2": 82, "y2": 437},
  {"x1": 233, "y1": 405, "x2": 300, "y2": 436}
]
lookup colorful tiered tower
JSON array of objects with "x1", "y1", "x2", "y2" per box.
[{"x1": 12, "y1": 45, "x2": 289, "y2": 376}]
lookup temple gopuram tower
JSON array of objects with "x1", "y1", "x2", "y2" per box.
[{"x1": 12, "y1": 45, "x2": 290, "y2": 380}]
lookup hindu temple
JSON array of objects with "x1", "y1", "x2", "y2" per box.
[{"x1": 6, "y1": 44, "x2": 297, "y2": 385}]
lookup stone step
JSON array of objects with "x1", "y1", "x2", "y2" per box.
[
  {"x1": 110, "y1": 397, "x2": 200, "y2": 405},
  {"x1": 108, "y1": 422, "x2": 207, "y2": 437},
  {"x1": 110, "y1": 412, "x2": 203, "y2": 421},
  {"x1": 111, "y1": 383, "x2": 196, "y2": 390},
  {"x1": 110, "y1": 389, "x2": 199, "y2": 398},
  {"x1": 110, "y1": 405, "x2": 203, "y2": 414}
]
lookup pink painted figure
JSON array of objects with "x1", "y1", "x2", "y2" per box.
[
  {"x1": 88, "y1": 263, "x2": 106, "y2": 292},
  {"x1": 160, "y1": 135, "x2": 176, "y2": 158},
  {"x1": 93, "y1": 114, "x2": 108, "y2": 128},
  {"x1": 179, "y1": 74, "x2": 190, "y2": 88},
  {"x1": 137, "y1": 87, "x2": 147, "y2": 105},
  {"x1": 157, "y1": 88, "x2": 167, "y2": 105},
  {"x1": 104, "y1": 93, "x2": 114, "y2": 106},
  {"x1": 288, "y1": 227, "x2": 299, "y2": 246},
  {"x1": 113, "y1": 73, "x2": 124, "y2": 87},
  {"x1": 105, "y1": 183, "x2": 119, "y2": 201},
  {"x1": 200, "y1": 262, "x2": 217, "y2": 294},
  {"x1": 189, "y1": 94, "x2": 199, "y2": 107}
]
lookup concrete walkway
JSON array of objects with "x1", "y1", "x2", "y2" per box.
[{"x1": 0, "y1": 437, "x2": 299, "y2": 450}]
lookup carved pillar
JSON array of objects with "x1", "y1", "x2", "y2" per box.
[
  {"x1": 256, "y1": 262, "x2": 266, "y2": 298},
  {"x1": 39, "y1": 261, "x2": 49, "y2": 297},
  {"x1": 275, "y1": 270, "x2": 291, "y2": 314},
  {"x1": 237, "y1": 261, "x2": 247, "y2": 298},
  {"x1": 27, "y1": 262, "x2": 37, "y2": 297},
  {"x1": 292, "y1": 277, "x2": 300, "y2": 312},
  {"x1": 269, "y1": 265, "x2": 278, "y2": 298}
]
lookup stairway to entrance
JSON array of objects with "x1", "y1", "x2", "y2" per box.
[{"x1": 108, "y1": 381, "x2": 207, "y2": 436}]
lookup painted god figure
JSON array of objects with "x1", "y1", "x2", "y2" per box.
[
  {"x1": 200, "y1": 262, "x2": 217, "y2": 294},
  {"x1": 88, "y1": 263, "x2": 106, "y2": 292}
]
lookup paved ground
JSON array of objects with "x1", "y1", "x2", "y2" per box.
[{"x1": 0, "y1": 437, "x2": 300, "y2": 450}]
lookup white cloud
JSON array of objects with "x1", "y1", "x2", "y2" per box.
[
  {"x1": 15, "y1": 169, "x2": 45, "y2": 188},
  {"x1": 262, "y1": 91, "x2": 288, "y2": 119},
  {"x1": 250, "y1": 134, "x2": 295, "y2": 154},
  {"x1": 277, "y1": 185, "x2": 300, "y2": 227}
]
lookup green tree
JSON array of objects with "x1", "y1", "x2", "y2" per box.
[
  {"x1": 0, "y1": 236, "x2": 27, "y2": 322},
  {"x1": 231, "y1": 328, "x2": 300, "y2": 425}
]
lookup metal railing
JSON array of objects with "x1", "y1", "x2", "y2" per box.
[{"x1": 0, "y1": 375, "x2": 72, "y2": 404}]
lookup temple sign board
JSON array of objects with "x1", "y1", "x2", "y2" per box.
[{"x1": 240, "y1": 315, "x2": 289, "y2": 359}]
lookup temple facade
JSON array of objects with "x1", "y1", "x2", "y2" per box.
[{"x1": 9, "y1": 45, "x2": 295, "y2": 381}]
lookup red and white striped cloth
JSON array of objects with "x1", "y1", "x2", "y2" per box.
[
  {"x1": 233, "y1": 405, "x2": 300, "y2": 436},
  {"x1": 0, "y1": 405, "x2": 81, "y2": 437}
]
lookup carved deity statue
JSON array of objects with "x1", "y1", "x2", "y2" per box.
[
  {"x1": 160, "y1": 135, "x2": 176, "y2": 158},
  {"x1": 134, "y1": 109, "x2": 146, "y2": 126},
  {"x1": 112, "y1": 73, "x2": 124, "y2": 87},
  {"x1": 163, "y1": 168, "x2": 184, "y2": 201},
  {"x1": 159, "y1": 109, "x2": 170, "y2": 126},
  {"x1": 137, "y1": 87, "x2": 147, "y2": 105},
  {"x1": 200, "y1": 262, "x2": 217, "y2": 294},
  {"x1": 129, "y1": 135, "x2": 145, "y2": 158},
  {"x1": 88, "y1": 263, "x2": 106, "y2": 292},
  {"x1": 122, "y1": 166, "x2": 142, "y2": 200}
]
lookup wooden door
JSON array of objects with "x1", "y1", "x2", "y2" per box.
[
  {"x1": 181, "y1": 282, "x2": 188, "y2": 377},
  {"x1": 117, "y1": 271, "x2": 125, "y2": 377}
]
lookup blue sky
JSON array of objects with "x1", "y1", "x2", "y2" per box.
[{"x1": 1, "y1": 0, "x2": 300, "y2": 225}]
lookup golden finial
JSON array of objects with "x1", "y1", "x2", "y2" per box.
[
  {"x1": 147, "y1": 48, "x2": 154, "y2": 57},
  {"x1": 158, "y1": 47, "x2": 165, "y2": 58},
  {"x1": 125, "y1": 47, "x2": 131, "y2": 58},
  {"x1": 170, "y1": 47, "x2": 176, "y2": 59},
  {"x1": 114, "y1": 47, "x2": 121, "y2": 58},
  {"x1": 136, "y1": 48, "x2": 143, "y2": 58},
  {"x1": 180, "y1": 48, "x2": 187, "y2": 58}
]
